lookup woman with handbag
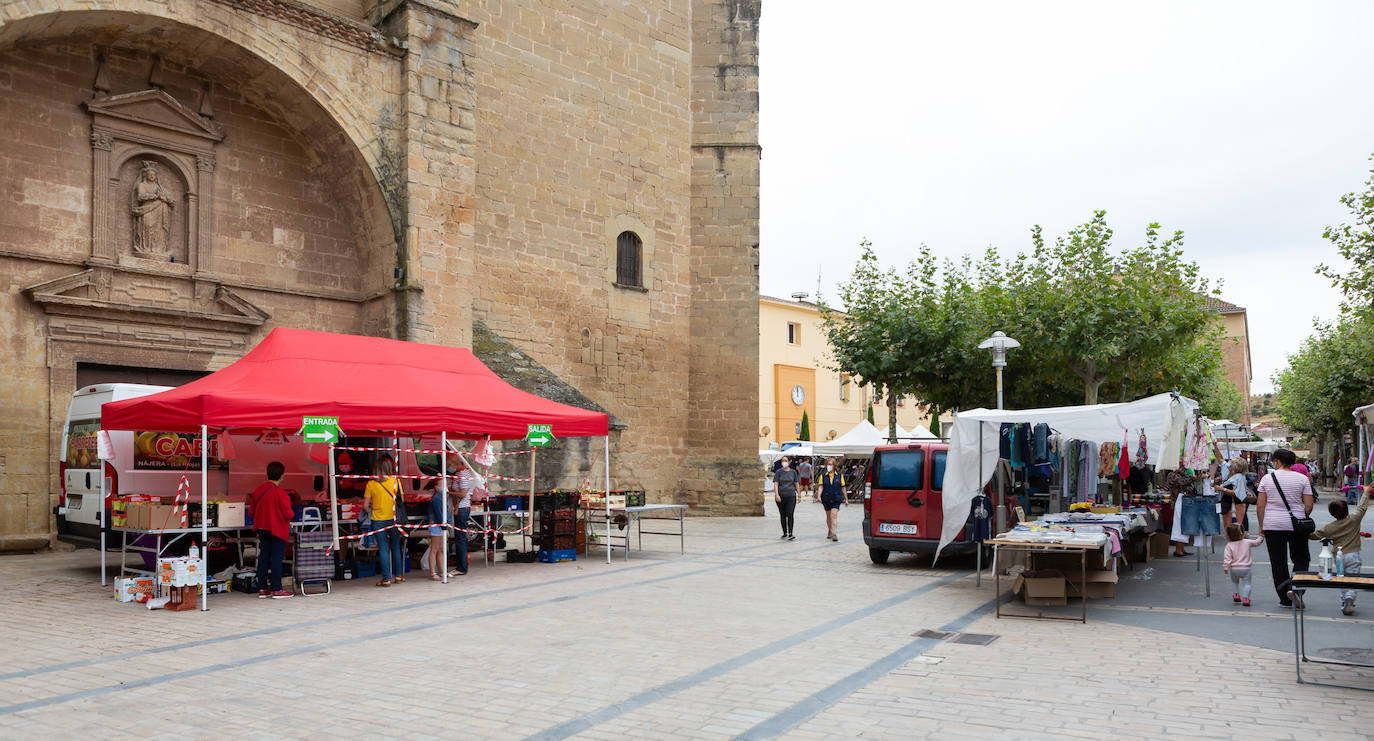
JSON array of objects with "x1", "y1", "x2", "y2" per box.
[
  {"x1": 1256, "y1": 449, "x2": 1315, "y2": 607},
  {"x1": 363, "y1": 456, "x2": 407, "y2": 586},
  {"x1": 1217, "y1": 457, "x2": 1253, "y2": 531}
]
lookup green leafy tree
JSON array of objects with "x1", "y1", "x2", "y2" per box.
[
  {"x1": 1001, "y1": 213, "x2": 1217, "y2": 404},
  {"x1": 799, "y1": 411, "x2": 811, "y2": 441},
  {"x1": 1275, "y1": 315, "x2": 1374, "y2": 445},
  {"x1": 1318, "y1": 153, "x2": 1374, "y2": 316},
  {"x1": 821, "y1": 242, "x2": 924, "y2": 442}
]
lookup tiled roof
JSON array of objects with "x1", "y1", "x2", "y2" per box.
[{"x1": 1205, "y1": 295, "x2": 1246, "y2": 314}]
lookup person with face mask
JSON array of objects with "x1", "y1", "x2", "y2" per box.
[
  {"x1": 818, "y1": 458, "x2": 848, "y2": 541},
  {"x1": 773, "y1": 457, "x2": 799, "y2": 540}
]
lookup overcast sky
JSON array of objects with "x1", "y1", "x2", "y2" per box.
[{"x1": 759, "y1": 1, "x2": 1372, "y2": 395}]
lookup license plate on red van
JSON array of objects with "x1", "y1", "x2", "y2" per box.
[{"x1": 879, "y1": 523, "x2": 918, "y2": 535}]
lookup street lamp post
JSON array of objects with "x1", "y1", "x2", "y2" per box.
[{"x1": 977, "y1": 331, "x2": 1021, "y2": 410}]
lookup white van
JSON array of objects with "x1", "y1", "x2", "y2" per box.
[{"x1": 56, "y1": 383, "x2": 444, "y2": 547}]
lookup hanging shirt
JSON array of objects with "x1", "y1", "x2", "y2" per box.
[{"x1": 1159, "y1": 401, "x2": 1187, "y2": 471}]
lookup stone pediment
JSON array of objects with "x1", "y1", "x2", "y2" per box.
[
  {"x1": 85, "y1": 89, "x2": 224, "y2": 144},
  {"x1": 25, "y1": 270, "x2": 268, "y2": 333}
]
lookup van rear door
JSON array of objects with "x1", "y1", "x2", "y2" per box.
[{"x1": 870, "y1": 447, "x2": 930, "y2": 540}]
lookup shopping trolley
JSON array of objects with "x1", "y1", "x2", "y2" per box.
[{"x1": 294, "y1": 507, "x2": 333, "y2": 596}]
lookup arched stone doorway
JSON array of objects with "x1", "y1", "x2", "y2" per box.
[{"x1": 0, "y1": 5, "x2": 413, "y2": 547}]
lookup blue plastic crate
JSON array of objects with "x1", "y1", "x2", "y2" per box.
[
  {"x1": 356, "y1": 561, "x2": 377, "y2": 578},
  {"x1": 537, "y1": 548, "x2": 576, "y2": 563},
  {"x1": 503, "y1": 497, "x2": 522, "y2": 511}
]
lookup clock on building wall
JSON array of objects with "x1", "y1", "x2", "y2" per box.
[{"x1": 791, "y1": 384, "x2": 806, "y2": 406}]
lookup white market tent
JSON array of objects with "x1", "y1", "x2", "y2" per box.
[
  {"x1": 939, "y1": 392, "x2": 1199, "y2": 553},
  {"x1": 1209, "y1": 419, "x2": 1251, "y2": 441},
  {"x1": 899, "y1": 423, "x2": 939, "y2": 440},
  {"x1": 808, "y1": 420, "x2": 888, "y2": 456}
]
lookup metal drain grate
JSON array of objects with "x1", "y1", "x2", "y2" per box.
[
  {"x1": 949, "y1": 633, "x2": 1000, "y2": 646},
  {"x1": 913, "y1": 629, "x2": 954, "y2": 640}
]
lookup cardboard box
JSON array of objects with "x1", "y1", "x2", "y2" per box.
[
  {"x1": 114, "y1": 576, "x2": 155, "y2": 602},
  {"x1": 215, "y1": 502, "x2": 246, "y2": 528},
  {"x1": 1015, "y1": 569, "x2": 1068, "y2": 606},
  {"x1": 1148, "y1": 532, "x2": 1171, "y2": 560},
  {"x1": 1066, "y1": 569, "x2": 1119, "y2": 599},
  {"x1": 1030, "y1": 552, "x2": 1089, "y2": 574},
  {"x1": 146, "y1": 504, "x2": 184, "y2": 530}
]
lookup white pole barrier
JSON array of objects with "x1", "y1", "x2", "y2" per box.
[
  {"x1": 529, "y1": 447, "x2": 536, "y2": 555},
  {"x1": 200, "y1": 424, "x2": 209, "y2": 612},
  {"x1": 605, "y1": 435, "x2": 611, "y2": 564},
  {"x1": 329, "y1": 441, "x2": 339, "y2": 553},
  {"x1": 441, "y1": 432, "x2": 448, "y2": 584}
]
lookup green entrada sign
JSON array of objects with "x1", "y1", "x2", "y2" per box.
[
  {"x1": 526, "y1": 424, "x2": 554, "y2": 447},
  {"x1": 302, "y1": 415, "x2": 341, "y2": 444}
]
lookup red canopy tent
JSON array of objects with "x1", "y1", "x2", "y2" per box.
[
  {"x1": 101, "y1": 329, "x2": 615, "y2": 604},
  {"x1": 102, "y1": 327, "x2": 609, "y2": 437}
]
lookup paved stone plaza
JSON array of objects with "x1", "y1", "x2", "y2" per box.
[{"x1": 1, "y1": 501, "x2": 1372, "y2": 740}]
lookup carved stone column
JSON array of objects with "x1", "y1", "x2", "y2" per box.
[
  {"x1": 194, "y1": 153, "x2": 215, "y2": 276},
  {"x1": 89, "y1": 128, "x2": 115, "y2": 265}
]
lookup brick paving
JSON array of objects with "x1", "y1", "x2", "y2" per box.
[{"x1": 0, "y1": 500, "x2": 1371, "y2": 739}]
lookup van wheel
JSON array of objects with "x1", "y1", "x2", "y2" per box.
[{"x1": 868, "y1": 547, "x2": 890, "y2": 565}]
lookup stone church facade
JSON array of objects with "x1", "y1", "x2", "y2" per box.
[{"x1": 0, "y1": 0, "x2": 761, "y2": 549}]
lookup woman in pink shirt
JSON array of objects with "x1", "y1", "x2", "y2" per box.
[
  {"x1": 1222, "y1": 523, "x2": 1264, "y2": 607},
  {"x1": 1256, "y1": 449, "x2": 1314, "y2": 607}
]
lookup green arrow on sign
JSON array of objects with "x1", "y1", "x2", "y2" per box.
[
  {"x1": 303, "y1": 428, "x2": 338, "y2": 444},
  {"x1": 302, "y1": 416, "x2": 341, "y2": 445},
  {"x1": 527, "y1": 424, "x2": 554, "y2": 447}
]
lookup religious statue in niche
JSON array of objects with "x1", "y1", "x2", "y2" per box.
[{"x1": 130, "y1": 161, "x2": 176, "y2": 257}]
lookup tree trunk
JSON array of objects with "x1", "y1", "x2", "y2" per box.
[
  {"x1": 1068, "y1": 360, "x2": 1105, "y2": 405},
  {"x1": 888, "y1": 388, "x2": 899, "y2": 443},
  {"x1": 1083, "y1": 376, "x2": 1105, "y2": 405}
]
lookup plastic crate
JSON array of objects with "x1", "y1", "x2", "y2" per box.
[
  {"x1": 625, "y1": 491, "x2": 645, "y2": 508},
  {"x1": 537, "y1": 548, "x2": 576, "y2": 563},
  {"x1": 539, "y1": 520, "x2": 575, "y2": 535}
]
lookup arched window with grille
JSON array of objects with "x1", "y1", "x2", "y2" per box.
[{"x1": 616, "y1": 230, "x2": 643, "y2": 288}]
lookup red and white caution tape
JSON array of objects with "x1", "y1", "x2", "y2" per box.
[
  {"x1": 324, "y1": 520, "x2": 531, "y2": 554},
  {"x1": 175, "y1": 475, "x2": 190, "y2": 528}
]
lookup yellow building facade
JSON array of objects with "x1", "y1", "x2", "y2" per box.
[
  {"x1": 1207, "y1": 297, "x2": 1254, "y2": 425},
  {"x1": 759, "y1": 296, "x2": 932, "y2": 447}
]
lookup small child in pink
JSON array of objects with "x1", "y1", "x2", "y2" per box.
[{"x1": 1222, "y1": 523, "x2": 1265, "y2": 607}]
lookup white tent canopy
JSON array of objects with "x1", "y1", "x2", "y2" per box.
[
  {"x1": 806, "y1": 420, "x2": 890, "y2": 456},
  {"x1": 1209, "y1": 419, "x2": 1251, "y2": 440},
  {"x1": 899, "y1": 423, "x2": 938, "y2": 440},
  {"x1": 1220, "y1": 441, "x2": 1281, "y2": 454},
  {"x1": 939, "y1": 392, "x2": 1199, "y2": 553},
  {"x1": 1355, "y1": 402, "x2": 1374, "y2": 424}
]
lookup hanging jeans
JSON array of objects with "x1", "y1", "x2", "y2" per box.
[
  {"x1": 372, "y1": 519, "x2": 406, "y2": 581},
  {"x1": 1180, "y1": 495, "x2": 1220, "y2": 535},
  {"x1": 778, "y1": 496, "x2": 797, "y2": 535},
  {"x1": 1262, "y1": 529, "x2": 1311, "y2": 603}
]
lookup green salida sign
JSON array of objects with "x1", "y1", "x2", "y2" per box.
[
  {"x1": 526, "y1": 424, "x2": 554, "y2": 447},
  {"x1": 302, "y1": 415, "x2": 341, "y2": 444}
]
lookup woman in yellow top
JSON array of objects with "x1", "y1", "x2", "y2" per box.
[{"x1": 363, "y1": 456, "x2": 406, "y2": 586}]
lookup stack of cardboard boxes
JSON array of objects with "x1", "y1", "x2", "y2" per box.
[{"x1": 1014, "y1": 552, "x2": 1119, "y2": 606}]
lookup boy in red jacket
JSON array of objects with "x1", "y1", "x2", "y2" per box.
[{"x1": 249, "y1": 461, "x2": 294, "y2": 599}]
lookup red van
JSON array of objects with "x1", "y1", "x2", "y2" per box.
[{"x1": 863, "y1": 441, "x2": 984, "y2": 563}]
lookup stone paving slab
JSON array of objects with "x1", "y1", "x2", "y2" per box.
[{"x1": 0, "y1": 501, "x2": 1371, "y2": 739}]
